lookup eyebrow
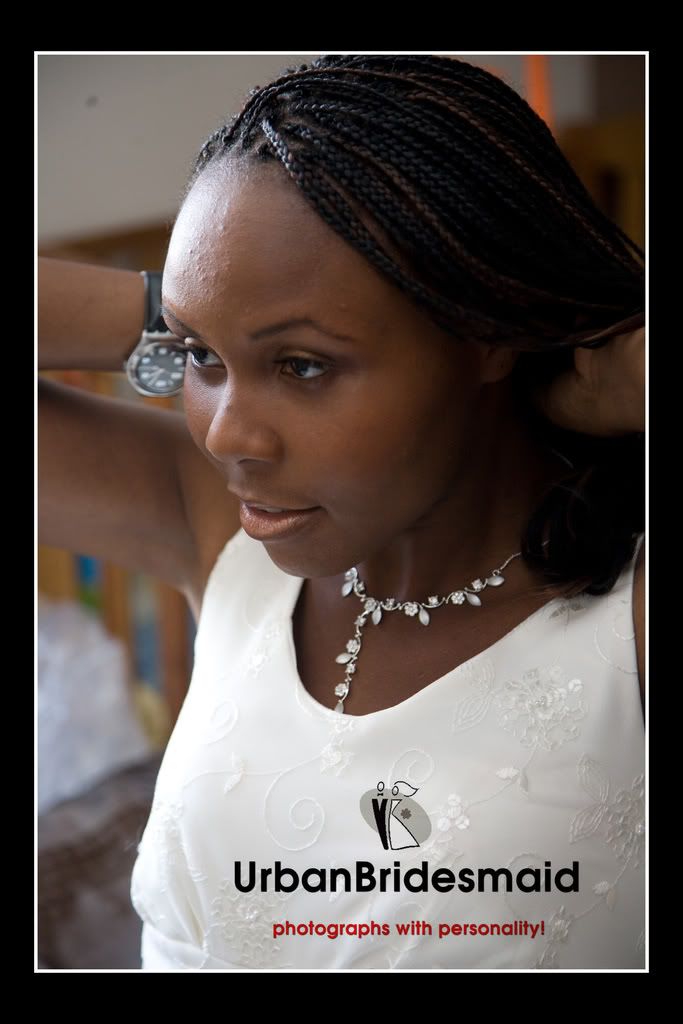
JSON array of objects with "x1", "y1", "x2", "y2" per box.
[{"x1": 159, "y1": 304, "x2": 355, "y2": 344}]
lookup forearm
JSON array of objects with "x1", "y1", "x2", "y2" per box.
[{"x1": 38, "y1": 257, "x2": 145, "y2": 371}]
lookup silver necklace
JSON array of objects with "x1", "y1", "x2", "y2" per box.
[{"x1": 332, "y1": 542, "x2": 549, "y2": 714}]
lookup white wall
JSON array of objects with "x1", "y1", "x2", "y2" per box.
[{"x1": 37, "y1": 53, "x2": 598, "y2": 247}]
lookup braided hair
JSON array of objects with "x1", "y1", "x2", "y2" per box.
[{"x1": 180, "y1": 54, "x2": 645, "y2": 597}]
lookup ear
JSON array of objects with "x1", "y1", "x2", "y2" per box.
[{"x1": 477, "y1": 344, "x2": 520, "y2": 385}]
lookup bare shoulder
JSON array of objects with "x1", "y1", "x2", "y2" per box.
[
  {"x1": 633, "y1": 535, "x2": 645, "y2": 715},
  {"x1": 174, "y1": 433, "x2": 241, "y2": 622}
]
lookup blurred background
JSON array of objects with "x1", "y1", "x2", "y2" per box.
[{"x1": 36, "y1": 52, "x2": 646, "y2": 969}]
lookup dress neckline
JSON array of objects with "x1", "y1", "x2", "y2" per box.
[{"x1": 282, "y1": 571, "x2": 568, "y2": 722}]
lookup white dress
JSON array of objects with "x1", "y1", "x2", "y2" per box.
[{"x1": 131, "y1": 529, "x2": 646, "y2": 970}]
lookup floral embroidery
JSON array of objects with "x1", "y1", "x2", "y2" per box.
[
  {"x1": 550, "y1": 905, "x2": 574, "y2": 942},
  {"x1": 245, "y1": 622, "x2": 284, "y2": 677},
  {"x1": 605, "y1": 774, "x2": 645, "y2": 868},
  {"x1": 131, "y1": 794, "x2": 209, "y2": 936},
  {"x1": 533, "y1": 905, "x2": 576, "y2": 969},
  {"x1": 246, "y1": 650, "x2": 269, "y2": 676},
  {"x1": 451, "y1": 658, "x2": 497, "y2": 733},
  {"x1": 329, "y1": 714, "x2": 356, "y2": 737},
  {"x1": 140, "y1": 796, "x2": 185, "y2": 895},
  {"x1": 320, "y1": 740, "x2": 354, "y2": 776},
  {"x1": 436, "y1": 792, "x2": 470, "y2": 831},
  {"x1": 494, "y1": 665, "x2": 586, "y2": 751},
  {"x1": 202, "y1": 878, "x2": 293, "y2": 969},
  {"x1": 593, "y1": 880, "x2": 617, "y2": 909},
  {"x1": 411, "y1": 791, "x2": 470, "y2": 870},
  {"x1": 495, "y1": 765, "x2": 529, "y2": 791},
  {"x1": 570, "y1": 757, "x2": 645, "y2": 869}
]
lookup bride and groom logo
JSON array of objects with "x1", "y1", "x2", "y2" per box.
[{"x1": 360, "y1": 780, "x2": 432, "y2": 850}]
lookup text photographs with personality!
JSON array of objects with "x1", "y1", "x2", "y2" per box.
[{"x1": 234, "y1": 778, "x2": 580, "y2": 946}]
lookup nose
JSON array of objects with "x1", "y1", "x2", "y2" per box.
[{"x1": 204, "y1": 387, "x2": 281, "y2": 465}]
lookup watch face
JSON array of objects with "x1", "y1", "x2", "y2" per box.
[{"x1": 131, "y1": 339, "x2": 187, "y2": 396}]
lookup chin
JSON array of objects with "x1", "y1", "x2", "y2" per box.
[{"x1": 259, "y1": 529, "x2": 357, "y2": 581}]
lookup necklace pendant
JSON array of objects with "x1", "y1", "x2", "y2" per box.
[{"x1": 486, "y1": 573, "x2": 505, "y2": 586}]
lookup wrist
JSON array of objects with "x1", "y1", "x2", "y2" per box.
[{"x1": 124, "y1": 270, "x2": 186, "y2": 397}]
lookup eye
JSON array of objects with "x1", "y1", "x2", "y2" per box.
[
  {"x1": 278, "y1": 356, "x2": 329, "y2": 381},
  {"x1": 184, "y1": 343, "x2": 222, "y2": 369},
  {"x1": 183, "y1": 345, "x2": 330, "y2": 383}
]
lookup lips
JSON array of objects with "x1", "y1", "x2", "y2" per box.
[
  {"x1": 245, "y1": 502, "x2": 307, "y2": 513},
  {"x1": 238, "y1": 502, "x2": 321, "y2": 541},
  {"x1": 230, "y1": 490, "x2": 312, "y2": 513}
]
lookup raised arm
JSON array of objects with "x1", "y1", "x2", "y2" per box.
[
  {"x1": 38, "y1": 257, "x2": 240, "y2": 617},
  {"x1": 39, "y1": 257, "x2": 145, "y2": 371}
]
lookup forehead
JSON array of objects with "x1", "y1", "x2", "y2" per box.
[{"x1": 163, "y1": 159, "x2": 418, "y2": 337}]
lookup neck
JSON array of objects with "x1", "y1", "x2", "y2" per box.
[{"x1": 353, "y1": 386, "x2": 570, "y2": 602}]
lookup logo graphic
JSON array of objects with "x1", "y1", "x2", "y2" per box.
[{"x1": 360, "y1": 780, "x2": 432, "y2": 850}]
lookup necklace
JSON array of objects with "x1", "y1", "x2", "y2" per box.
[{"x1": 332, "y1": 542, "x2": 549, "y2": 714}]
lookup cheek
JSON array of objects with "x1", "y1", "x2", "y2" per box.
[
  {"x1": 374, "y1": 370, "x2": 470, "y2": 473},
  {"x1": 379, "y1": 410, "x2": 466, "y2": 493},
  {"x1": 181, "y1": 382, "x2": 217, "y2": 457},
  {"x1": 320, "y1": 392, "x2": 468, "y2": 514}
]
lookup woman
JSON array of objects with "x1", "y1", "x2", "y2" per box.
[{"x1": 39, "y1": 55, "x2": 645, "y2": 970}]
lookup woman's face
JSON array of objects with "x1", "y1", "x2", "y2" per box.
[{"x1": 162, "y1": 158, "x2": 494, "y2": 579}]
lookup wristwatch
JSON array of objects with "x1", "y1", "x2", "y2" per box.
[{"x1": 124, "y1": 270, "x2": 187, "y2": 397}]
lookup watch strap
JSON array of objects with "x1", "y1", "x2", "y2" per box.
[
  {"x1": 122, "y1": 270, "x2": 184, "y2": 395},
  {"x1": 140, "y1": 270, "x2": 168, "y2": 334}
]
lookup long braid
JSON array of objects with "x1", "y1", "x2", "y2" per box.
[{"x1": 180, "y1": 54, "x2": 645, "y2": 596}]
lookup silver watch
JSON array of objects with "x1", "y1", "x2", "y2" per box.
[{"x1": 124, "y1": 270, "x2": 187, "y2": 397}]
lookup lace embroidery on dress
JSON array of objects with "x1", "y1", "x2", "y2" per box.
[
  {"x1": 530, "y1": 758, "x2": 645, "y2": 969},
  {"x1": 202, "y1": 879, "x2": 295, "y2": 969},
  {"x1": 451, "y1": 657, "x2": 587, "y2": 752},
  {"x1": 131, "y1": 794, "x2": 208, "y2": 944},
  {"x1": 494, "y1": 665, "x2": 586, "y2": 751}
]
